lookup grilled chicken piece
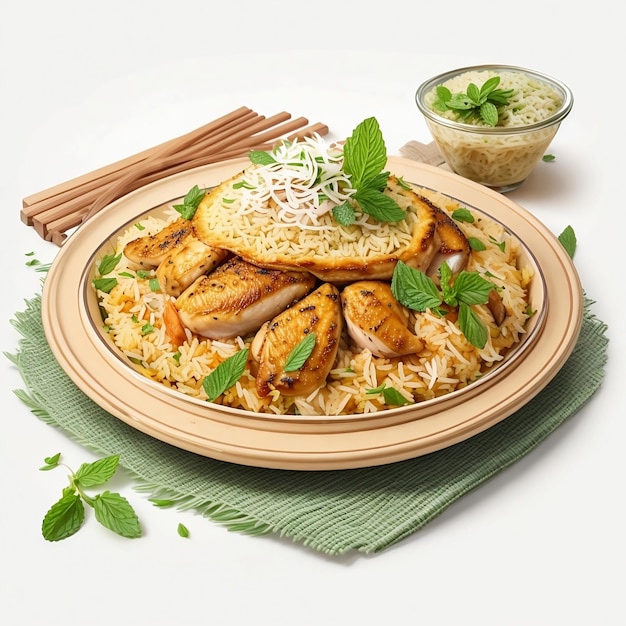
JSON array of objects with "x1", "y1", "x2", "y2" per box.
[
  {"x1": 192, "y1": 174, "x2": 443, "y2": 283},
  {"x1": 175, "y1": 257, "x2": 316, "y2": 340},
  {"x1": 123, "y1": 217, "x2": 194, "y2": 268},
  {"x1": 156, "y1": 237, "x2": 231, "y2": 297},
  {"x1": 250, "y1": 283, "x2": 343, "y2": 397},
  {"x1": 426, "y1": 206, "x2": 471, "y2": 283},
  {"x1": 341, "y1": 281, "x2": 424, "y2": 358}
]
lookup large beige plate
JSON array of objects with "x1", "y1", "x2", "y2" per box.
[{"x1": 41, "y1": 157, "x2": 582, "y2": 470}]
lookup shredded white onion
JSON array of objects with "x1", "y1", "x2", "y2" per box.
[{"x1": 236, "y1": 133, "x2": 355, "y2": 228}]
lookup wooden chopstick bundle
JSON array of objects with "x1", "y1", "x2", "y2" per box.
[{"x1": 21, "y1": 107, "x2": 329, "y2": 245}]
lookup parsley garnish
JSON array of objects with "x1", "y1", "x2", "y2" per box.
[
  {"x1": 391, "y1": 260, "x2": 495, "y2": 349},
  {"x1": 40, "y1": 453, "x2": 141, "y2": 541},
  {"x1": 433, "y1": 76, "x2": 516, "y2": 127}
]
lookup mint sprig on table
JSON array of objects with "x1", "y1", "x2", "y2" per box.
[
  {"x1": 391, "y1": 260, "x2": 496, "y2": 349},
  {"x1": 40, "y1": 453, "x2": 141, "y2": 541},
  {"x1": 433, "y1": 76, "x2": 516, "y2": 127}
]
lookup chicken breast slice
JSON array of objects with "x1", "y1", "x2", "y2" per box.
[
  {"x1": 251, "y1": 283, "x2": 343, "y2": 398},
  {"x1": 123, "y1": 217, "x2": 194, "y2": 268},
  {"x1": 426, "y1": 206, "x2": 471, "y2": 283},
  {"x1": 341, "y1": 280, "x2": 424, "y2": 358},
  {"x1": 156, "y1": 237, "x2": 231, "y2": 297},
  {"x1": 175, "y1": 257, "x2": 316, "y2": 340}
]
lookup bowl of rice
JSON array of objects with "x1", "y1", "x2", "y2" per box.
[{"x1": 415, "y1": 64, "x2": 573, "y2": 192}]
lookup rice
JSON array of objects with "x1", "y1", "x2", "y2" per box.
[
  {"x1": 421, "y1": 68, "x2": 565, "y2": 188},
  {"x1": 93, "y1": 183, "x2": 534, "y2": 417},
  {"x1": 423, "y1": 69, "x2": 563, "y2": 129}
]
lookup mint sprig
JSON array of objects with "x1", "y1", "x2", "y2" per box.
[
  {"x1": 40, "y1": 453, "x2": 141, "y2": 541},
  {"x1": 332, "y1": 117, "x2": 406, "y2": 226},
  {"x1": 173, "y1": 184, "x2": 206, "y2": 220},
  {"x1": 92, "y1": 252, "x2": 122, "y2": 294},
  {"x1": 391, "y1": 260, "x2": 495, "y2": 349},
  {"x1": 433, "y1": 76, "x2": 516, "y2": 127}
]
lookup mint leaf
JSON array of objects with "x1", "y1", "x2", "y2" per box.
[
  {"x1": 203, "y1": 349, "x2": 249, "y2": 402},
  {"x1": 94, "y1": 491, "x2": 142, "y2": 538},
  {"x1": 93, "y1": 277, "x2": 118, "y2": 293},
  {"x1": 283, "y1": 333, "x2": 316, "y2": 372},
  {"x1": 74, "y1": 454, "x2": 120, "y2": 488},
  {"x1": 451, "y1": 271, "x2": 495, "y2": 306},
  {"x1": 150, "y1": 499, "x2": 175, "y2": 508},
  {"x1": 249, "y1": 150, "x2": 277, "y2": 165},
  {"x1": 382, "y1": 387, "x2": 411, "y2": 407},
  {"x1": 342, "y1": 117, "x2": 387, "y2": 187},
  {"x1": 451, "y1": 207, "x2": 474, "y2": 223},
  {"x1": 353, "y1": 187, "x2": 406, "y2": 222},
  {"x1": 173, "y1": 185, "x2": 205, "y2": 220},
  {"x1": 468, "y1": 237, "x2": 487, "y2": 251},
  {"x1": 40, "y1": 453, "x2": 61, "y2": 471},
  {"x1": 558, "y1": 225, "x2": 577, "y2": 259},
  {"x1": 391, "y1": 261, "x2": 441, "y2": 311},
  {"x1": 480, "y1": 101, "x2": 499, "y2": 126},
  {"x1": 332, "y1": 201, "x2": 356, "y2": 226},
  {"x1": 97, "y1": 253, "x2": 122, "y2": 275},
  {"x1": 42, "y1": 492, "x2": 85, "y2": 542},
  {"x1": 458, "y1": 302, "x2": 488, "y2": 349}
]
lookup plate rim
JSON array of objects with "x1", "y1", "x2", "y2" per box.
[{"x1": 41, "y1": 156, "x2": 583, "y2": 470}]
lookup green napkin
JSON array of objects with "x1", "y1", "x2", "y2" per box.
[{"x1": 7, "y1": 293, "x2": 608, "y2": 555}]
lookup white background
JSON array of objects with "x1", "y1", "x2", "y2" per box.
[{"x1": 1, "y1": 1, "x2": 623, "y2": 624}]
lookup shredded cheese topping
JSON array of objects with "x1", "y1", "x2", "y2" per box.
[{"x1": 232, "y1": 134, "x2": 355, "y2": 229}]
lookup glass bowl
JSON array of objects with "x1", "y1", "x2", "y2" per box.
[{"x1": 415, "y1": 65, "x2": 573, "y2": 192}]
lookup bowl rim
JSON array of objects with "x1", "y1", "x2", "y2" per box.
[{"x1": 415, "y1": 64, "x2": 574, "y2": 135}]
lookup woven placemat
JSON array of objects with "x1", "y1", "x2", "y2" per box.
[{"x1": 7, "y1": 291, "x2": 607, "y2": 555}]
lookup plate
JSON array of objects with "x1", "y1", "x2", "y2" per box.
[{"x1": 41, "y1": 157, "x2": 583, "y2": 470}]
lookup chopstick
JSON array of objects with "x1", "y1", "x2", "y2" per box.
[{"x1": 21, "y1": 107, "x2": 329, "y2": 245}]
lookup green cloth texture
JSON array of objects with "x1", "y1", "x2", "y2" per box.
[{"x1": 8, "y1": 293, "x2": 608, "y2": 555}]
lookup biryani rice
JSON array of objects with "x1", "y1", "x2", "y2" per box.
[{"x1": 94, "y1": 186, "x2": 533, "y2": 417}]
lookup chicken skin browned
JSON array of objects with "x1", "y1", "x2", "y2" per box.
[
  {"x1": 341, "y1": 281, "x2": 424, "y2": 358},
  {"x1": 123, "y1": 217, "x2": 194, "y2": 268},
  {"x1": 175, "y1": 257, "x2": 316, "y2": 340},
  {"x1": 156, "y1": 236, "x2": 231, "y2": 297},
  {"x1": 250, "y1": 283, "x2": 343, "y2": 397}
]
